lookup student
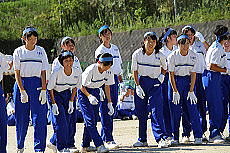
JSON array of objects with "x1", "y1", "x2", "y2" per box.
[
  {"x1": 95, "y1": 25, "x2": 122, "y2": 149},
  {"x1": 167, "y1": 35, "x2": 203, "y2": 145},
  {"x1": 78, "y1": 53, "x2": 114, "y2": 153},
  {"x1": 203, "y1": 25, "x2": 229, "y2": 143},
  {"x1": 6, "y1": 93, "x2": 16, "y2": 126},
  {"x1": 13, "y1": 27, "x2": 49, "y2": 153},
  {"x1": 47, "y1": 51, "x2": 81, "y2": 153},
  {"x1": 132, "y1": 32, "x2": 169, "y2": 148}
]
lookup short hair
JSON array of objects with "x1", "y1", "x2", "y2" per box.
[
  {"x1": 58, "y1": 50, "x2": 74, "y2": 66},
  {"x1": 97, "y1": 53, "x2": 113, "y2": 66}
]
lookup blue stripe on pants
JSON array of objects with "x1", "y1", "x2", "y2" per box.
[
  {"x1": 0, "y1": 85, "x2": 7, "y2": 153},
  {"x1": 202, "y1": 70, "x2": 223, "y2": 138},
  {"x1": 134, "y1": 76, "x2": 167, "y2": 143},
  {"x1": 14, "y1": 77, "x2": 47, "y2": 152}
]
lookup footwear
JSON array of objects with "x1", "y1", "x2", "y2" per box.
[
  {"x1": 209, "y1": 135, "x2": 225, "y2": 144},
  {"x1": 17, "y1": 148, "x2": 24, "y2": 153},
  {"x1": 122, "y1": 116, "x2": 129, "y2": 120},
  {"x1": 166, "y1": 137, "x2": 174, "y2": 146},
  {"x1": 194, "y1": 138, "x2": 202, "y2": 144},
  {"x1": 59, "y1": 148, "x2": 70, "y2": 153},
  {"x1": 132, "y1": 115, "x2": 138, "y2": 120},
  {"x1": 104, "y1": 141, "x2": 119, "y2": 149},
  {"x1": 202, "y1": 134, "x2": 209, "y2": 142},
  {"x1": 69, "y1": 147, "x2": 79, "y2": 153},
  {"x1": 47, "y1": 142, "x2": 57, "y2": 153},
  {"x1": 97, "y1": 145, "x2": 109, "y2": 153},
  {"x1": 80, "y1": 146, "x2": 97, "y2": 152},
  {"x1": 181, "y1": 136, "x2": 190, "y2": 144},
  {"x1": 225, "y1": 135, "x2": 230, "y2": 141},
  {"x1": 158, "y1": 139, "x2": 169, "y2": 148},
  {"x1": 133, "y1": 141, "x2": 148, "y2": 147},
  {"x1": 170, "y1": 140, "x2": 179, "y2": 146}
]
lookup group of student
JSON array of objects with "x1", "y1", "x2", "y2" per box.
[{"x1": 0, "y1": 24, "x2": 229, "y2": 153}]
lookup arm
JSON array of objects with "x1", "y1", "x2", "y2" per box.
[
  {"x1": 15, "y1": 70, "x2": 25, "y2": 91},
  {"x1": 80, "y1": 85, "x2": 90, "y2": 97},
  {"x1": 41, "y1": 70, "x2": 46, "y2": 90},
  {"x1": 118, "y1": 75, "x2": 123, "y2": 83},
  {"x1": 120, "y1": 95, "x2": 125, "y2": 102},
  {"x1": 105, "y1": 85, "x2": 112, "y2": 103},
  {"x1": 209, "y1": 63, "x2": 227, "y2": 73},
  {"x1": 161, "y1": 67, "x2": 166, "y2": 75},
  {"x1": 169, "y1": 72, "x2": 178, "y2": 92},
  {"x1": 190, "y1": 72, "x2": 196, "y2": 92},
  {"x1": 70, "y1": 87, "x2": 77, "y2": 101},
  {"x1": 203, "y1": 41, "x2": 210, "y2": 50},
  {"x1": 133, "y1": 70, "x2": 139, "y2": 85},
  {"x1": 48, "y1": 89, "x2": 56, "y2": 104}
]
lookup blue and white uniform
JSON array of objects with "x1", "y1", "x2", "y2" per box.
[
  {"x1": 78, "y1": 63, "x2": 114, "y2": 148},
  {"x1": 167, "y1": 49, "x2": 202, "y2": 141},
  {"x1": 203, "y1": 41, "x2": 226, "y2": 138},
  {"x1": 47, "y1": 67, "x2": 82, "y2": 151},
  {"x1": 95, "y1": 44, "x2": 122, "y2": 142},
  {"x1": 13, "y1": 45, "x2": 49, "y2": 152},
  {"x1": 116, "y1": 94, "x2": 135, "y2": 119},
  {"x1": 7, "y1": 98, "x2": 16, "y2": 126},
  {"x1": 131, "y1": 48, "x2": 168, "y2": 143}
]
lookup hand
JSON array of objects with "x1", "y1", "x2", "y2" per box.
[
  {"x1": 136, "y1": 85, "x2": 145, "y2": 99},
  {"x1": 20, "y1": 90, "x2": 28, "y2": 103},
  {"x1": 88, "y1": 94, "x2": 98, "y2": 105},
  {"x1": 157, "y1": 74, "x2": 165, "y2": 84},
  {"x1": 99, "y1": 88, "x2": 105, "y2": 101},
  {"x1": 172, "y1": 92, "x2": 180, "y2": 105},
  {"x1": 195, "y1": 31, "x2": 205, "y2": 43},
  {"x1": 187, "y1": 91, "x2": 197, "y2": 104},
  {"x1": 68, "y1": 101, "x2": 74, "y2": 114},
  {"x1": 226, "y1": 69, "x2": 230, "y2": 74},
  {"x1": 107, "y1": 102, "x2": 114, "y2": 116},
  {"x1": 39, "y1": 90, "x2": 47, "y2": 105},
  {"x1": 52, "y1": 103, "x2": 59, "y2": 115}
]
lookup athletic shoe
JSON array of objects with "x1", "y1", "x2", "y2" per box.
[
  {"x1": 80, "y1": 146, "x2": 97, "y2": 152},
  {"x1": 104, "y1": 141, "x2": 119, "y2": 149},
  {"x1": 122, "y1": 116, "x2": 129, "y2": 120},
  {"x1": 132, "y1": 115, "x2": 138, "y2": 120},
  {"x1": 170, "y1": 140, "x2": 179, "y2": 146},
  {"x1": 158, "y1": 139, "x2": 169, "y2": 148},
  {"x1": 225, "y1": 135, "x2": 230, "y2": 141},
  {"x1": 47, "y1": 142, "x2": 57, "y2": 153},
  {"x1": 202, "y1": 134, "x2": 209, "y2": 143},
  {"x1": 166, "y1": 137, "x2": 174, "y2": 146},
  {"x1": 17, "y1": 148, "x2": 24, "y2": 153},
  {"x1": 181, "y1": 136, "x2": 190, "y2": 144},
  {"x1": 59, "y1": 148, "x2": 70, "y2": 153},
  {"x1": 133, "y1": 141, "x2": 148, "y2": 147},
  {"x1": 194, "y1": 138, "x2": 202, "y2": 145},
  {"x1": 69, "y1": 147, "x2": 79, "y2": 153},
  {"x1": 209, "y1": 135, "x2": 225, "y2": 144},
  {"x1": 97, "y1": 145, "x2": 109, "y2": 153}
]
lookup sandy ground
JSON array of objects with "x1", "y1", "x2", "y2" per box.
[{"x1": 7, "y1": 118, "x2": 230, "y2": 153}]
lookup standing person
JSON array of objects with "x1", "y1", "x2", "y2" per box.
[
  {"x1": 48, "y1": 36, "x2": 82, "y2": 153},
  {"x1": 13, "y1": 27, "x2": 49, "y2": 153},
  {"x1": 159, "y1": 28, "x2": 178, "y2": 143},
  {"x1": 167, "y1": 35, "x2": 203, "y2": 145},
  {"x1": 47, "y1": 51, "x2": 81, "y2": 153},
  {"x1": 203, "y1": 25, "x2": 230, "y2": 143},
  {"x1": 132, "y1": 32, "x2": 169, "y2": 148},
  {"x1": 95, "y1": 25, "x2": 123, "y2": 149},
  {"x1": 78, "y1": 53, "x2": 114, "y2": 153}
]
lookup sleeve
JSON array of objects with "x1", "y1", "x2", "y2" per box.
[
  {"x1": 74, "y1": 56, "x2": 82, "y2": 73},
  {"x1": 13, "y1": 49, "x2": 20, "y2": 70},
  {"x1": 131, "y1": 51, "x2": 138, "y2": 71},
  {"x1": 76, "y1": 71, "x2": 82, "y2": 89},
  {"x1": 105, "y1": 71, "x2": 115, "y2": 85},
  {"x1": 41, "y1": 48, "x2": 49, "y2": 71},
  {"x1": 210, "y1": 48, "x2": 221, "y2": 65},
  {"x1": 167, "y1": 54, "x2": 175, "y2": 72},
  {"x1": 117, "y1": 47, "x2": 123, "y2": 64},
  {"x1": 47, "y1": 70, "x2": 58, "y2": 90},
  {"x1": 52, "y1": 58, "x2": 61, "y2": 72},
  {"x1": 95, "y1": 46, "x2": 104, "y2": 58},
  {"x1": 160, "y1": 54, "x2": 167, "y2": 71},
  {"x1": 192, "y1": 54, "x2": 199, "y2": 72},
  {"x1": 82, "y1": 66, "x2": 93, "y2": 87}
]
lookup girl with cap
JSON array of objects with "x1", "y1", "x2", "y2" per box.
[
  {"x1": 203, "y1": 25, "x2": 230, "y2": 143},
  {"x1": 78, "y1": 53, "x2": 114, "y2": 153},
  {"x1": 159, "y1": 28, "x2": 178, "y2": 144},
  {"x1": 13, "y1": 26, "x2": 49, "y2": 153},
  {"x1": 95, "y1": 25, "x2": 122, "y2": 149},
  {"x1": 167, "y1": 35, "x2": 203, "y2": 145},
  {"x1": 47, "y1": 51, "x2": 82, "y2": 153},
  {"x1": 48, "y1": 36, "x2": 82, "y2": 153},
  {"x1": 131, "y1": 31, "x2": 169, "y2": 148}
]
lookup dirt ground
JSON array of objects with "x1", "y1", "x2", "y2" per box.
[{"x1": 7, "y1": 118, "x2": 230, "y2": 153}]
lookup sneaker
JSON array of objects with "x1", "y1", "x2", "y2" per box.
[
  {"x1": 122, "y1": 116, "x2": 129, "y2": 120},
  {"x1": 47, "y1": 142, "x2": 57, "y2": 153},
  {"x1": 194, "y1": 138, "x2": 202, "y2": 145},
  {"x1": 225, "y1": 135, "x2": 230, "y2": 141},
  {"x1": 202, "y1": 134, "x2": 209, "y2": 143},
  {"x1": 97, "y1": 145, "x2": 109, "y2": 153},
  {"x1": 158, "y1": 139, "x2": 169, "y2": 148},
  {"x1": 209, "y1": 135, "x2": 225, "y2": 144},
  {"x1": 166, "y1": 137, "x2": 174, "y2": 146},
  {"x1": 69, "y1": 147, "x2": 79, "y2": 153},
  {"x1": 132, "y1": 115, "x2": 138, "y2": 120},
  {"x1": 80, "y1": 146, "x2": 97, "y2": 152},
  {"x1": 104, "y1": 141, "x2": 119, "y2": 149},
  {"x1": 171, "y1": 140, "x2": 179, "y2": 146},
  {"x1": 17, "y1": 148, "x2": 24, "y2": 153},
  {"x1": 59, "y1": 148, "x2": 70, "y2": 153},
  {"x1": 133, "y1": 141, "x2": 148, "y2": 147},
  {"x1": 181, "y1": 136, "x2": 190, "y2": 144}
]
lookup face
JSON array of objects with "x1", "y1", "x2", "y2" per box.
[
  {"x1": 185, "y1": 30, "x2": 195, "y2": 44},
  {"x1": 62, "y1": 57, "x2": 74, "y2": 68},
  {"x1": 62, "y1": 41, "x2": 76, "y2": 52},
  {"x1": 167, "y1": 34, "x2": 177, "y2": 45},
  {"x1": 126, "y1": 89, "x2": 132, "y2": 96},
  {"x1": 23, "y1": 35, "x2": 37, "y2": 47},
  {"x1": 99, "y1": 62, "x2": 111, "y2": 72},
  {"x1": 144, "y1": 36, "x2": 156, "y2": 52},
  {"x1": 100, "y1": 29, "x2": 112, "y2": 43},
  {"x1": 224, "y1": 40, "x2": 230, "y2": 52},
  {"x1": 179, "y1": 39, "x2": 190, "y2": 53}
]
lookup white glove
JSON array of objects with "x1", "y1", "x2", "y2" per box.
[
  {"x1": 157, "y1": 74, "x2": 165, "y2": 84},
  {"x1": 195, "y1": 31, "x2": 205, "y2": 43},
  {"x1": 187, "y1": 91, "x2": 197, "y2": 104},
  {"x1": 39, "y1": 90, "x2": 47, "y2": 105},
  {"x1": 88, "y1": 94, "x2": 98, "y2": 105},
  {"x1": 172, "y1": 92, "x2": 180, "y2": 105},
  {"x1": 52, "y1": 103, "x2": 59, "y2": 115},
  {"x1": 99, "y1": 88, "x2": 105, "y2": 101},
  {"x1": 108, "y1": 102, "x2": 114, "y2": 116},
  {"x1": 136, "y1": 85, "x2": 145, "y2": 99},
  {"x1": 20, "y1": 90, "x2": 28, "y2": 103},
  {"x1": 68, "y1": 101, "x2": 74, "y2": 114}
]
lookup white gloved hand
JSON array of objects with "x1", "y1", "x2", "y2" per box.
[
  {"x1": 172, "y1": 92, "x2": 180, "y2": 105},
  {"x1": 52, "y1": 103, "x2": 59, "y2": 115},
  {"x1": 195, "y1": 31, "x2": 205, "y2": 43},
  {"x1": 20, "y1": 90, "x2": 28, "y2": 103},
  {"x1": 187, "y1": 91, "x2": 197, "y2": 104},
  {"x1": 39, "y1": 90, "x2": 47, "y2": 105},
  {"x1": 68, "y1": 101, "x2": 74, "y2": 114},
  {"x1": 157, "y1": 74, "x2": 165, "y2": 84},
  {"x1": 136, "y1": 85, "x2": 145, "y2": 99},
  {"x1": 88, "y1": 94, "x2": 98, "y2": 105},
  {"x1": 99, "y1": 88, "x2": 105, "y2": 101},
  {"x1": 108, "y1": 102, "x2": 114, "y2": 116}
]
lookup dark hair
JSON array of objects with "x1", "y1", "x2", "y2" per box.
[
  {"x1": 58, "y1": 50, "x2": 74, "y2": 66},
  {"x1": 214, "y1": 25, "x2": 229, "y2": 43},
  {"x1": 141, "y1": 34, "x2": 161, "y2": 54},
  {"x1": 99, "y1": 28, "x2": 113, "y2": 43},
  {"x1": 182, "y1": 27, "x2": 196, "y2": 35},
  {"x1": 62, "y1": 38, "x2": 75, "y2": 46},
  {"x1": 22, "y1": 26, "x2": 38, "y2": 44},
  {"x1": 159, "y1": 28, "x2": 177, "y2": 43},
  {"x1": 177, "y1": 34, "x2": 190, "y2": 45},
  {"x1": 97, "y1": 53, "x2": 113, "y2": 66}
]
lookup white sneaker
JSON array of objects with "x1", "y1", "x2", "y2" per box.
[
  {"x1": 59, "y1": 148, "x2": 70, "y2": 153},
  {"x1": 171, "y1": 140, "x2": 179, "y2": 146},
  {"x1": 80, "y1": 146, "x2": 97, "y2": 152},
  {"x1": 17, "y1": 148, "x2": 24, "y2": 153},
  {"x1": 47, "y1": 143, "x2": 57, "y2": 153},
  {"x1": 97, "y1": 145, "x2": 109, "y2": 153},
  {"x1": 132, "y1": 115, "x2": 138, "y2": 120},
  {"x1": 225, "y1": 135, "x2": 230, "y2": 141},
  {"x1": 69, "y1": 147, "x2": 79, "y2": 153},
  {"x1": 104, "y1": 141, "x2": 119, "y2": 149},
  {"x1": 133, "y1": 141, "x2": 148, "y2": 147},
  {"x1": 166, "y1": 137, "x2": 174, "y2": 146},
  {"x1": 194, "y1": 138, "x2": 202, "y2": 145},
  {"x1": 210, "y1": 135, "x2": 225, "y2": 144},
  {"x1": 181, "y1": 136, "x2": 190, "y2": 144},
  {"x1": 158, "y1": 139, "x2": 169, "y2": 148}
]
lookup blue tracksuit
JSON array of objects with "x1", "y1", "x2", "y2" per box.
[
  {"x1": 14, "y1": 77, "x2": 47, "y2": 152},
  {"x1": 135, "y1": 76, "x2": 167, "y2": 143},
  {"x1": 0, "y1": 85, "x2": 7, "y2": 153}
]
